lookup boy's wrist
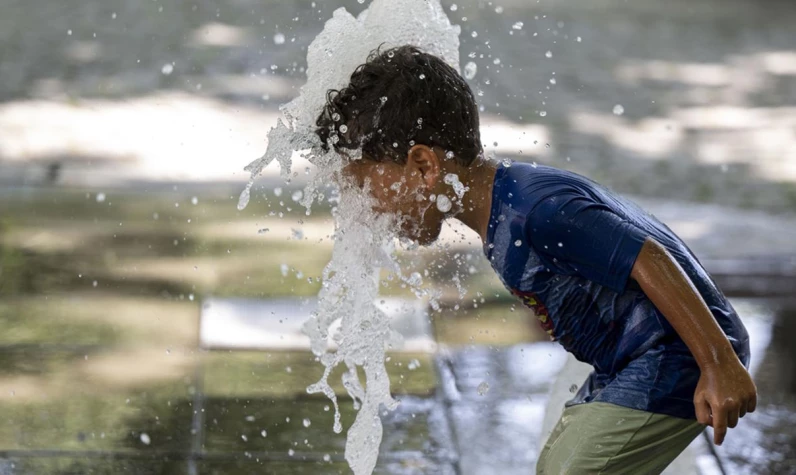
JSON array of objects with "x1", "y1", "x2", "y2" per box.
[{"x1": 697, "y1": 344, "x2": 740, "y2": 373}]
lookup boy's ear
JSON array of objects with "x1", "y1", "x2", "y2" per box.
[{"x1": 406, "y1": 144, "x2": 441, "y2": 189}]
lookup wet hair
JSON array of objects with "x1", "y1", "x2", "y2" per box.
[{"x1": 315, "y1": 45, "x2": 482, "y2": 166}]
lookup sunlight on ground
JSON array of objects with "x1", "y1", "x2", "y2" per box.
[
  {"x1": 0, "y1": 93, "x2": 274, "y2": 183},
  {"x1": 610, "y1": 51, "x2": 796, "y2": 183}
]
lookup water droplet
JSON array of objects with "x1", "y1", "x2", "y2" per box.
[
  {"x1": 512, "y1": 22, "x2": 524, "y2": 30},
  {"x1": 288, "y1": 449, "x2": 295, "y2": 456},
  {"x1": 576, "y1": 36, "x2": 582, "y2": 42},
  {"x1": 191, "y1": 196, "x2": 198, "y2": 205},
  {"x1": 408, "y1": 359, "x2": 420, "y2": 370},
  {"x1": 418, "y1": 73, "x2": 426, "y2": 79},
  {"x1": 323, "y1": 454, "x2": 331, "y2": 462},
  {"x1": 613, "y1": 104, "x2": 625, "y2": 116},
  {"x1": 477, "y1": 382, "x2": 490, "y2": 395},
  {"x1": 339, "y1": 124, "x2": 348, "y2": 133},
  {"x1": 273, "y1": 187, "x2": 283, "y2": 197},
  {"x1": 140, "y1": 433, "x2": 151, "y2": 445},
  {"x1": 445, "y1": 151, "x2": 455, "y2": 159},
  {"x1": 495, "y1": 6, "x2": 504, "y2": 13},
  {"x1": 540, "y1": 111, "x2": 547, "y2": 117},
  {"x1": 241, "y1": 434, "x2": 248, "y2": 442},
  {"x1": 273, "y1": 33, "x2": 285, "y2": 45},
  {"x1": 558, "y1": 242, "x2": 563, "y2": 247},
  {"x1": 545, "y1": 50, "x2": 553, "y2": 58},
  {"x1": 303, "y1": 418, "x2": 311, "y2": 428},
  {"x1": 95, "y1": 192, "x2": 106, "y2": 203},
  {"x1": 464, "y1": 61, "x2": 477, "y2": 80},
  {"x1": 161, "y1": 63, "x2": 174, "y2": 75},
  {"x1": 436, "y1": 195, "x2": 452, "y2": 213},
  {"x1": 569, "y1": 384, "x2": 578, "y2": 393},
  {"x1": 514, "y1": 240, "x2": 522, "y2": 247},
  {"x1": 471, "y1": 31, "x2": 478, "y2": 38},
  {"x1": 261, "y1": 430, "x2": 267, "y2": 437},
  {"x1": 450, "y1": 4, "x2": 458, "y2": 11}
]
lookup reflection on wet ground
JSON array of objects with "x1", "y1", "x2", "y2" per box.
[
  {"x1": 1, "y1": 297, "x2": 793, "y2": 474},
  {"x1": 716, "y1": 302, "x2": 796, "y2": 474},
  {"x1": 1, "y1": 191, "x2": 795, "y2": 474}
]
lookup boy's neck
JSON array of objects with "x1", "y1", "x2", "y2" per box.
[{"x1": 452, "y1": 157, "x2": 497, "y2": 244}]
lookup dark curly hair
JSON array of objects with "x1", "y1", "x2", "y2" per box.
[{"x1": 315, "y1": 45, "x2": 481, "y2": 166}]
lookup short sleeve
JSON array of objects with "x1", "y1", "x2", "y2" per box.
[{"x1": 526, "y1": 191, "x2": 649, "y2": 293}]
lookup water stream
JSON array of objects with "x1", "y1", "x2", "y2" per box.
[{"x1": 236, "y1": 1, "x2": 461, "y2": 472}]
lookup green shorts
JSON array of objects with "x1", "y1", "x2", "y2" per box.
[{"x1": 537, "y1": 402, "x2": 704, "y2": 475}]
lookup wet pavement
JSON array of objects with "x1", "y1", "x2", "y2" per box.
[
  {"x1": 1, "y1": 186, "x2": 796, "y2": 474},
  {"x1": 1, "y1": 293, "x2": 793, "y2": 473}
]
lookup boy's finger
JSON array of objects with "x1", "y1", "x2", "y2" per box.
[
  {"x1": 713, "y1": 409, "x2": 728, "y2": 445},
  {"x1": 727, "y1": 408, "x2": 739, "y2": 428},
  {"x1": 748, "y1": 393, "x2": 757, "y2": 413},
  {"x1": 694, "y1": 398, "x2": 712, "y2": 426}
]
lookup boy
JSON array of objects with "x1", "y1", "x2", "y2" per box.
[{"x1": 315, "y1": 46, "x2": 756, "y2": 474}]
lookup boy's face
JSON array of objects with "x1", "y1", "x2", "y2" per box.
[{"x1": 342, "y1": 148, "x2": 446, "y2": 245}]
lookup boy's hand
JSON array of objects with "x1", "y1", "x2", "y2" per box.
[
  {"x1": 694, "y1": 360, "x2": 757, "y2": 446},
  {"x1": 631, "y1": 237, "x2": 758, "y2": 446}
]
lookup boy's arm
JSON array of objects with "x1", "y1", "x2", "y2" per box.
[{"x1": 630, "y1": 237, "x2": 757, "y2": 446}]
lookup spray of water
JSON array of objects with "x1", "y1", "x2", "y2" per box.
[{"x1": 237, "y1": 1, "x2": 460, "y2": 473}]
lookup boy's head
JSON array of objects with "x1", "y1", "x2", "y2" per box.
[{"x1": 316, "y1": 45, "x2": 482, "y2": 244}]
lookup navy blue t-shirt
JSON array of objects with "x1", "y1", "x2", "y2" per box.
[{"x1": 485, "y1": 161, "x2": 750, "y2": 420}]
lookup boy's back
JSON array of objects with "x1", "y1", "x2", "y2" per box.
[{"x1": 487, "y1": 161, "x2": 750, "y2": 419}]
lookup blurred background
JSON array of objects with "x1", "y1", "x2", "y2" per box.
[{"x1": 1, "y1": 0, "x2": 795, "y2": 473}]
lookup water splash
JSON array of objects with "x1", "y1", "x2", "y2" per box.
[{"x1": 237, "y1": 1, "x2": 460, "y2": 473}]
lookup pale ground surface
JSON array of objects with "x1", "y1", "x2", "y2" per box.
[
  {"x1": 1, "y1": 91, "x2": 794, "y2": 261},
  {"x1": 1, "y1": 90, "x2": 794, "y2": 190}
]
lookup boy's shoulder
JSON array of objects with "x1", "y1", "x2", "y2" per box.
[
  {"x1": 497, "y1": 161, "x2": 608, "y2": 213},
  {"x1": 503, "y1": 161, "x2": 602, "y2": 192}
]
